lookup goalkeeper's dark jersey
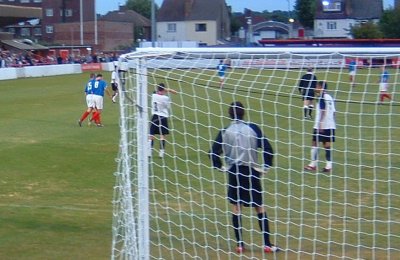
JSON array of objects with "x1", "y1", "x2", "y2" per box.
[{"x1": 210, "y1": 120, "x2": 273, "y2": 170}]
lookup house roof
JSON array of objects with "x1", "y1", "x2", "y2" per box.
[
  {"x1": 315, "y1": 0, "x2": 382, "y2": 20},
  {"x1": 1, "y1": 39, "x2": 48, "y2": 51},
  {"x1": 0, "y1": 4, "x2": 42, "y2": 27},
  {"x1": 100, "y1": 9, "x2": 150, "y2": 27},
  {"x1": 157, "y1": 0, "x2": 228, "y2": 22}
]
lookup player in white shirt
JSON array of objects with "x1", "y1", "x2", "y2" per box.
[
  {"x1": 304, "y1": 81, "x2": 336, "y2": 173},
  {"x1": 111, "y1": 65, "x2": 118, "y2": 103},
  {"x1": 148, "y1": 83, "x2": 176, "y2": 158}
]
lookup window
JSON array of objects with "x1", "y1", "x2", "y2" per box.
[
  {"x1": 20, "y1": 0, "x2": 30, "y2": 3},
  {"x1": 8, "y1": 0, "x2": 15, "y2": 2},
  {"x1": 46, "y1": 8, "x2": 53, "y2": 17},
  {"x1": 46, "y1": 25, "x2": 53, "y2": 34},
  {"x1": 327, "y1": 21, "x2": 337, "y2": 30},
  {"x1": 8, "y1": 28, "x2": 15, "y2": 34},
  {"x1": 33, "y1": 0, "x2": 42, "y2": 2},
  {"x1": 167, "y1": 23, "x2": 176, "y2": 32},
  {"x1": 20, "y1": 28, "x2": 30, "y2": 36},
  {"x1": 33, "y1": 28, "x2": 42, "y2": 35},
  {"x1": 195, "y1": 23, "x2": 207, "y2": 32},
  {"x1": 60, "y1": 9, "x2": 73, "y2": 17},
  {"x1": 323, "y1": 1, "x2": 342, "y2": 11}
]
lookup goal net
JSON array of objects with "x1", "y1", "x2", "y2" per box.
[{"x1": 111, "y1": 47, "x2": 400, "y2": 260}]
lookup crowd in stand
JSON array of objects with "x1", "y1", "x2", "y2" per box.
[{"x1": 0, "y1": 47, "x2": 119, "y2": 68}]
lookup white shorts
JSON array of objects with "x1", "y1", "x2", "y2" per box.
[
  {"x1": 379, "y1": 83, "x2": 388, "y2": 92},
  {"x1": 349, "y1": 71, "x2": 356, "y2": 76},
  {"x1": 86, "y1": 94, "x2": 95, "y2": 108},
  {"x1": 93, "y1": 95, "x2": 104, "y2": 109}
]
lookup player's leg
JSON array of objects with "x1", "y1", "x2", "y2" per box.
[
  {"x1": 148, "y1": 117, "x2": 158, "y2": 157},
  {"x1": 158, "y1": 117, "x2": 169, "y2": 158},
  {"x1": 308, "y1": 99, "x2": 314, "y2": 119},
  {"x1": 255, "y1": 206, "x2": 281, "y2": 253},
  {"x1": 322, "y1": 129, "x2": 334, "y2": 172},
  {"x1": 231, "y1": 204, "x2": 244, "y2": 253},
  {"x1": 159, "y1": 135, "x2": 166, "y2": 158},
  {"x1": 303, "y1": 99, "x2": 309, "y2": 119},
  {"x1": 305, "y1": 131, "x2": 318, "y2": 171},
  {"x1": 148, "y1": 135, "x2": 155, "y2": 157}
]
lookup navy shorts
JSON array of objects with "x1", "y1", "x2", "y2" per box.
[
  {"x1": 312, "y1": 129, "x2": 335, "y2": 143},
  {"x1": 149, "y1": 115, "x2": 169, "y2": 135},
  {"x1": 302, "y1": 90, "x2": 315, "y2": 101},
  {"x1": 111, "y1": 82, "x2": 118, "y2": 91},
  {"x1": 227, "y1": 165, "x2": 263, "y2": 207}
]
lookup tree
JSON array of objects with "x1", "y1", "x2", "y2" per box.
[
  {"x1": 350, "y1": 22, "x2": 383, "y2": 39},
  {"x1": 294, "y1": 0, "x2": 315, "y2": 29},
  {"x1": 379, "y1": 8, "x2": 400, "y2": 38},
  {"x1": 262, "y1": 10, "x2": 293, "y2": 23},
  {"x1": 125, "y1": 0, "x2": 155, "y2": 19}
]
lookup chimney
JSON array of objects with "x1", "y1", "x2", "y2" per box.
[{"x1": 184, "y1": 0, "x2": 194, "y2": 18}]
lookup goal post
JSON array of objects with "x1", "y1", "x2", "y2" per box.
[{"x1": 111, "y1": 47, "x2": 400, "y2": 260}]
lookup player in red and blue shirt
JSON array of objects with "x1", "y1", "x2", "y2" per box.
[
  {"x1": 78, "y1": 73, "x2": 96, "y2": 127},
  {"x1": 379, "y1": 66, "x2": 391, "y2": 104},
  {"x1": 91, "y1": 74, "x2": 112, "y2": 126},
  {"x1": 217, "y1": 59, "x2": 228, "y2": 88}
]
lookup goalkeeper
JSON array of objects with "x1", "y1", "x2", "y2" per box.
[{"x1": 209, "y1": 101, "x2": 281, "y2": 254}]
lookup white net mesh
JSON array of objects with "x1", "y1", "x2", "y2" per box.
[{"x1": 112, "y1": 48, "x2": 400, "y2": 260}]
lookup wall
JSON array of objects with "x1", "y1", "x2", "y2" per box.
[
  {"x1": 0, "y1": 64, "x2": 81, "y2": 81},
  {"x1": 0, "y1": 63, "x2": 116, "y2": 81}
]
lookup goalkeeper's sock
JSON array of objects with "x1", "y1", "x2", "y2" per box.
[
  {"x1": 232, "y1": 214, "x2": 243, "y2": 247},
  {"x1": 258, "y1": 212, "x2": 272, "y2": 246}
]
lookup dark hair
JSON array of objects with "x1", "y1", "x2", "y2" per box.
[
  {"x1": 96, "y1": 73, "x2": 103, "y2": 78},
  {"x1": 307, "y1": 67, "x2": 313, "y2": 72},
  {"x1": 229, "y1": 101, "x2": 245, "y2": 120},
  {"x1": 318, "y1": 81, "x2": 327, "y2": 89},
  {"x1": 157, "y1": 83, "x2": 165, "y2": 91}
]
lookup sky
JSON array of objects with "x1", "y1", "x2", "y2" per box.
[{"x1": 97, "y1": 0, "x2": 394, "y2": 15}]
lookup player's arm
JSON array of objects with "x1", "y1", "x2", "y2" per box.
[
  {"x1": 166, "y1": 88, "x2": 178, "y2": 94},
  {"x1": 209, "y1": 130, "x2": 224, "y2": 170},
  {"x1": 250, "y1": 123, "x2": 273, "y2": 169},
  {"x1": 106, "y1": 85, "x2": 113, "y2": 99}
]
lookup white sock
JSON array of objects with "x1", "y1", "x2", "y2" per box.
[{"x1": 311, "y1": 147, "x2": 318, "y2": 161}]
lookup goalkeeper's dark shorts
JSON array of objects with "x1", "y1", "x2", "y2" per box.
[
  {"x1": 149, "y1": 114, "x2": 169, "y2": 135},
  {"x1": 227, "y1": 165, "x2": 263, "y2": 207}
]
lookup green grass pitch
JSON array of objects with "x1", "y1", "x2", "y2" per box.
[{"x1": 0, "y1": 67, "x2": 399, "y2": 260}]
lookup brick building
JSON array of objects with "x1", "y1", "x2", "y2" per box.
[
  {"x1": 1, "y1": 0, "x2": 94, "y2": 42},
  {"x1": 53, "y1": 20, "x2": 134, "y2": 52}
]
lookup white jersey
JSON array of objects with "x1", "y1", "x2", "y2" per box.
[
  {"x1": 314, "y1": 92, "x2": 336, "y2": 130},
  {"x1": 151, "y1": 92, "x2": 171, "y2": 117},
  {"x1": 111, "y1": 70, "x2": 117, "y2": 83}
]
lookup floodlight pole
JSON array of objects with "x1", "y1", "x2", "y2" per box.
[
  {"x1": 151, "y1": 0, "x2": 156, "y2": 47},
  {"x1": 80, "y1": 0, "x2": 83, "y2": 45}
]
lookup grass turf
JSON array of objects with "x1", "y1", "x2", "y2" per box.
[{"x1": 0, "y1": 72, "x2": 119, "y2": 260}]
